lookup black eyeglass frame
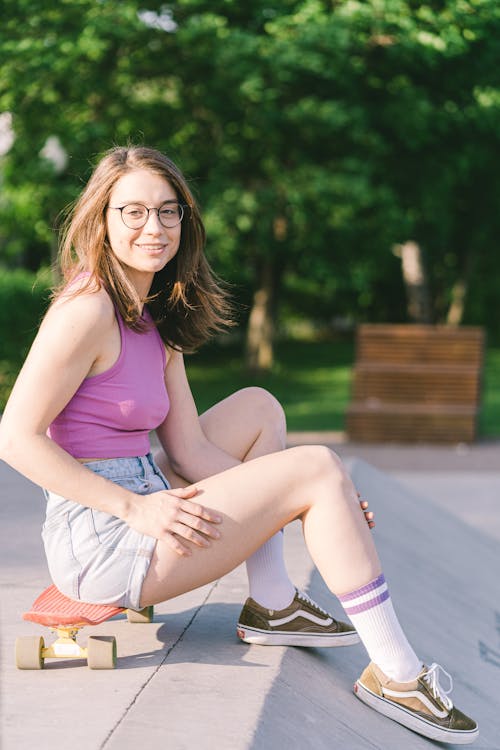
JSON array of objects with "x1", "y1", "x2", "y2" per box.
[{"x1": 107, "y1": 201, "x2": 187, "y2": 229}]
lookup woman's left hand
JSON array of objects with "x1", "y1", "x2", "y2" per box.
[{"x1": 358, "y1": 494, "x2": 375, "y2": 529}]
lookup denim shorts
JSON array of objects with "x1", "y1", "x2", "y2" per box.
[{"x1": 42, "y1": 454, "x2": 169, "y2": 610}]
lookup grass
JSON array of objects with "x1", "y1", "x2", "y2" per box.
[
  {"x1": 186, "y1": 339, "x2": 354, "y2": 432},
  {"x1": 480, "y1": 347, "x2": 500, "y2": 437},
  {"x1": 187, "y1": 340, "x2": 500, "y2": 438}
]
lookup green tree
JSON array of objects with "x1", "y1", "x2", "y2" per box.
[
  {"x1": 2, "y1": 0, "x2": 500, "y2": 369},
  {"x1": 0, "y1": 0, "x2": 172, "y2": 268},
  {"x1": 164, "y1": 0, "x2": 500, "y2": 356}
]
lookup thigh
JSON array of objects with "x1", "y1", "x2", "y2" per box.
[{"x1": 140, "y1": 445, "x2": 346, "y2": 606}]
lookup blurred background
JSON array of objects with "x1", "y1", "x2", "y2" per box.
[{"x1": 1, "y1": 0, "x2": 499, "y2": 436}]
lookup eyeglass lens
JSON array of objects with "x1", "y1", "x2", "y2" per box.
[{"x1": 121, "y1": 203, "x2": 184, "y2": 228}]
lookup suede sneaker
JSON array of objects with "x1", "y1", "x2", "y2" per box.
[
  {"x1": 236, "y1": 589, "x2": 359, "y2": 647},
  {"x1": 354, "y1": 661, "x2": 479, "y2": 744}
]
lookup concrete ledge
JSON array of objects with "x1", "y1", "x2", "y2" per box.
[{"x1": 1, "y1": 452, "x2": 499, "y2": 749}]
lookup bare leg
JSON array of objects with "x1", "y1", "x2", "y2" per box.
[
  {"x1": 154, "y1": 387, "x2": 295, "y2": 607},
  {"x1": 153, "y1": 386, "x2": 287, "y2": 485},
  {"x1": 149, "y1": 416, "x2": 477, "y2": 744},
  {"x1": 141, "y1": 444, "x2": 380, "y2": 605}
]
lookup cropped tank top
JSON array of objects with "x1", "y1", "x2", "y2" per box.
[{"x1": 48, "y1": 307, "x2": 170, "y2": 458}]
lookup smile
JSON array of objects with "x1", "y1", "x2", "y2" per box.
[{"x1": 135, "y1": 244, "x2": 167, "y2": 253}]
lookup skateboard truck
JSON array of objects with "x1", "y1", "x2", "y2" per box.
[{"x1": 15, "y1": 584, "x2": 154, "y2": 670}]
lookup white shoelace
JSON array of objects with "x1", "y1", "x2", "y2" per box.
[
  {"x1": 296, "y1": 590, "x2": 329, "y2": 616},
  {"x1": 422, "y1": 663, "x2": 454, "y2": 710}
]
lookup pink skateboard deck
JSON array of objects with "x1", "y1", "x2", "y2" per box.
[{"x1": 23, "y1": 584, "x2": 124, "y2": 627}]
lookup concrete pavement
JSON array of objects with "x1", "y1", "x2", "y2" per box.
[{"x1": 1, "y1": 440, "x2": 499, "y2": 749}]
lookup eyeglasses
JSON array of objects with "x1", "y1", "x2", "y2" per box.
[{"x1": 107, "y1": 201, "x2": 186, "y2": 229}]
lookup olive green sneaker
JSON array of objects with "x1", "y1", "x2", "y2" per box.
[
  {"x1": 354, "y1": 662, "x2": 479, "y2": 744},
  {"x1": 236, "y1": 589, "x2": 360, "y2": 647}
]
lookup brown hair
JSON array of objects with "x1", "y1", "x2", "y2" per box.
[{"x1": 54, "y1": 145, "x2": 233, "y2": 351}]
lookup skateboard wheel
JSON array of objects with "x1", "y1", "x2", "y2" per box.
[
  {"x1": 15, "y1": 636, "x2": 45, "y2": 669},
  {"x1": 127, "y1": 605, "x2": 154, "y2": 624},
  {"x1": 87, "y1": 635, "x2": 117, "y2": 669}
]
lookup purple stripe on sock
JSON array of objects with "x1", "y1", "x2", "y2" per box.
[
  {"x1": 338, "y1": 574, "x2": 386, "y2": 603},
  {"x1": 343, "y1": 589, "x2": 390, "y2": 615}
]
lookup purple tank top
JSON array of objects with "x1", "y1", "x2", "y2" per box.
[{"x1": 48, "y1": 307, "x2": 169, "y2": 458}]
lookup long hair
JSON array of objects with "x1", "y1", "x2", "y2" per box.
[{"x1": 54, "y1": 145, "x2": 233, "y2": 351}]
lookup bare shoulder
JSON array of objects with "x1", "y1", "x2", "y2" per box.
[{"x1": 44, "y1": 284, "x2": 115, "y2": 336}]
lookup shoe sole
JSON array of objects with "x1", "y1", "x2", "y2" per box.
[
  {"x1": 354, "y1": 679, "x2": 479, "y2": 744},
  {"x1": 237, "y1": 624, "x2": 360, "y2": 647}
]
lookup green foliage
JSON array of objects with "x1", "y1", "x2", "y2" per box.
[
  {"x1": 1, "y1": 0, "x2": 500, "y2": 333},
  {"x1": 186, "y1": 338, "x2": 500, "y2": 436},
  {"x1": 0, "y1": 268, "x2": 51, "y2": 360},
  {"x1": 0, "y1": 0, "x2": 164, "y2": 268},
  {"x1": 480, "y1": 347, "x2": 500, "y2": 437},
  {"x1": 0, "y1": 267, "x2": 51, "y2": 407},
  {"x1": 186, "y1": 339, "x2": 357, "y2": 431}
]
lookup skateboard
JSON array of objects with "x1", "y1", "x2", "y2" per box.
[{"x1": 15, "y1": 584, "x2": 154, "y2": 670}]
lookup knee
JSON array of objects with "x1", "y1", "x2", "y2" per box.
[
  {"x1": 295, "y1": 445, "x2": 345, "y2": 484},
  {"x1": 240, "y1": 386, "x2": 287, "y2": 439}
]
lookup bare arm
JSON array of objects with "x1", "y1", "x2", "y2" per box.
[
  {"x1": 155, "y1": 349, "x2": 242, "y2": 482},
  {"x1": 0, "y1": 292, "x2": 221, "y2": 553},
  {"x1": 0, "y1": 290, "x2": 137, "y2": 517}
]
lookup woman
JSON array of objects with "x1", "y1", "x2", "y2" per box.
[{"x1": 0, "y1": 146, "x2": 477, "y2": 744}]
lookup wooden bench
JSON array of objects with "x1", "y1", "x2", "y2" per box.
[{"x1": 345, "y1": 324, "x2": 485, "y2": 443}]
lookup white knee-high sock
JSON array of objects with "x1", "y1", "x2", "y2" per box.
[
  {"x1": 245, "y1": 531, "x2": 296, "y2": 610},
  {"x1": 338, "y1": 573, "x2": 422, "y2": 682}
]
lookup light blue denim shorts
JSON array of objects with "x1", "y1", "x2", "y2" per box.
[{"x1": 42, "y1": 454, "x2": 169, "y2": 610}]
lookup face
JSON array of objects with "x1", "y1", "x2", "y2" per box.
[{"x1": 106, "y1": 169, "x2": 182, "y2": 296}]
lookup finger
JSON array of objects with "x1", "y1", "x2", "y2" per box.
[
  {"x1": 170, "y1": 522, "x2": 213, "y2": 548},
  {"x1": 364, "y1": 511, "x2": 374, "y2": 521},
  {"x1": 177, "y1": 510, "x2": 221, "y2": 540},
  {"x1": 164, "y1": 532, "x2": 192, "y2": 557},
  {"x1": 167, "y1": 486, "x2": 199, "y2": 499},
  {"x1": 179, "y1": 498, "x2": 223, "y2": 524},
  {"x1": 360, "y1": 500, "x2": 369, "y2": 509}
]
